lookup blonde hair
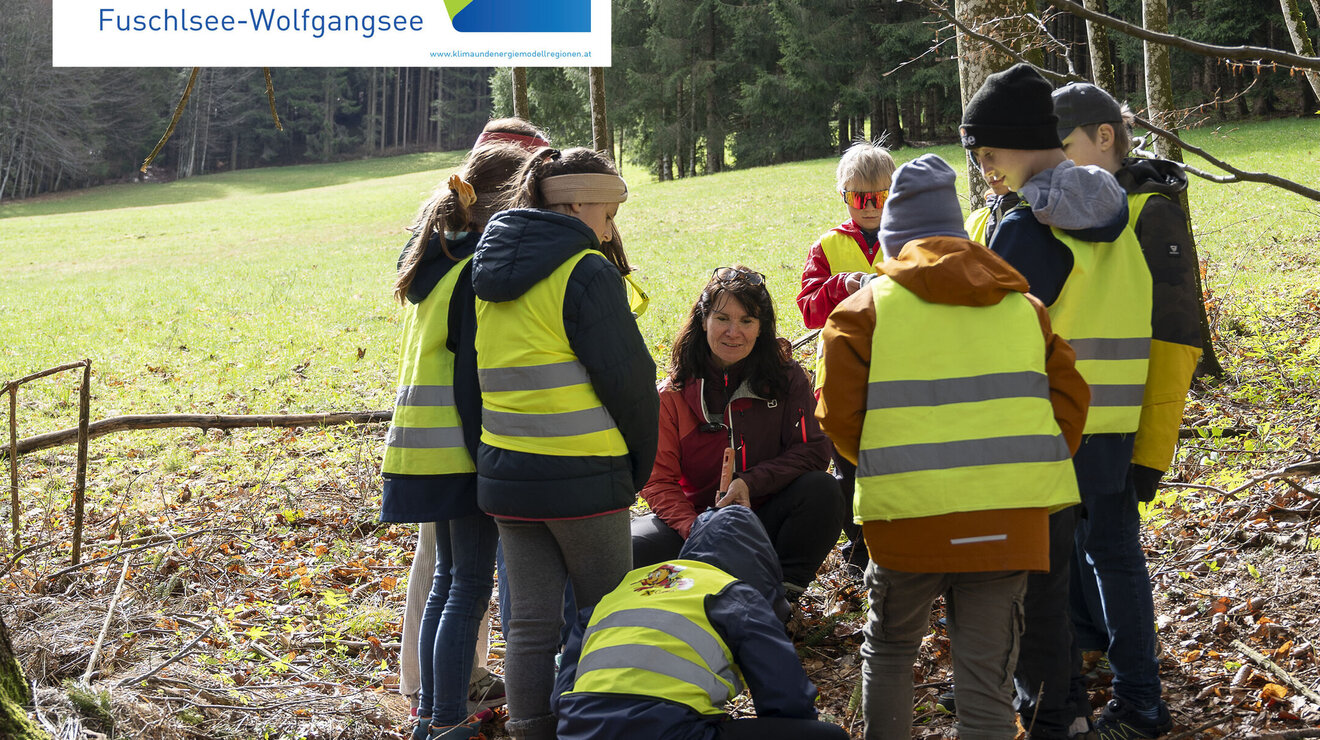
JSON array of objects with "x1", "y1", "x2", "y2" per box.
[{"x1": 836, "y1": 140, "x2": 896, "y2": 192}]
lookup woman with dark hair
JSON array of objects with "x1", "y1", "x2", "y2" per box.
[{"x1": 632, "y1": 266, "x2": 845, "y2": 607}]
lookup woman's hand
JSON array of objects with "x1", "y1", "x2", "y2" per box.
[{"x1": 715, "y1": 478, "x2": 751, "y2": 509}]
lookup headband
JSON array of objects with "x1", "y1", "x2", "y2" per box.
[
  {"x1": 474, "y1": 131, "x2": 551, "y2": 151},
  {"x1": 540, "y1": 173, "x2": 629, "y2": 205}
]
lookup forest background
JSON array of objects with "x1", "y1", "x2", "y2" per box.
[{"x1": 3, "y1": 0, "x2": 1319, "y2": 202}]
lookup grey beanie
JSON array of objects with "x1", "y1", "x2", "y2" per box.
[{"x1": 879, "y1": 154, "x2": 969, "y2": 258}]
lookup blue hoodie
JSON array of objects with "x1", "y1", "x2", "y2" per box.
[
  {"x1": 552, "y1": 506, "x2": 821, "y2": 740},
  {"x1": 471, "y1": 208, "x2": 659, "y2": 519}
]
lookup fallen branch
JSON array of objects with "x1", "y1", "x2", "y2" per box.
[
  {"x1": 1165, "y1": 717, "x2": 1234, "y2": 740},
  {"x1": 1243, "y1": 729, "x2": 1320, "y2": 739},
  {"x1": 44, "y1": 528, "x2": 218, "y2": 582},
  {"x1": 2, "y1": 410, "x2": 391, "y2": 461},
  {"x1": 82, "y1": 555, "x2": 133, "y2": 684},
  {"x1": 115, "y1": 619, "x2": 216, "y2": 689},
  {"x1": 1231, "y1": 638, "x2": 1320, "y2": 706}
]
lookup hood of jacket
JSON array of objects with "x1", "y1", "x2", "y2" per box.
[
  {"x1": 472, "y1": 208, "x2": 602, "y2": 303},
  {"x1": 1116, "y1": 157, "x2": 1188, "y2": 197},
  {"x1": 679, "y1": 506, "x2": 785, "y2": 610},
  {"x1": 879, "y1": 235, "x2": 1029, "y2": 307},
  {"x1": 401, "y1": 231, "x2": 479, "y2": 305},
  {"x1": 1019, "y1": 160, "x2": 1128, "y2": 239}
]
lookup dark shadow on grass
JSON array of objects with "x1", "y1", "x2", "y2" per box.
[{"x1": 0, "y1": 151, "x2": 469, "y2": 219}]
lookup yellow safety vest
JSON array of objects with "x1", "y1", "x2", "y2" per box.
[
  {"x1": 563, "y1": 560, "x2": 743, "y2": 715},
  {"x1": 1126, "y1": 191, "x2": 1201, "y2": 471},
  {"x1": 854, "y1": 276, "x2": 1080, "y2": 523},
  {"x1": 966, "y1": 206, "x2": 993, "y2": 246},
  {"x1": 382, "y1": 253, "x2": 477, "y2": 477},
  {"x1": 475, "y1": 249, "x2": 628, "y2": 457},
  {"x1": 1049, "y1": 222, "x2": 1153, "y2": 434},
  {"x1": 813, "y1": 230, "x2": 878, "y2": 388}
]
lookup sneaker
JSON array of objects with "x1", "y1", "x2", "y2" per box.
[
  {"x1": 1093, "y1": 698, "x2": 1172, "y2": 739},
  {"x1": 935, "y1": 690, "x2": 956, "y2": 716},
  {"x1": 430, "y1": 718, "x2": 486, "y2": 740},
  {"x1": 1081, "y1": 650, "x2": 1114, "y2": 687},
  {"x1": 468, "y1": 667, "x2": 507, "y2": 712}
]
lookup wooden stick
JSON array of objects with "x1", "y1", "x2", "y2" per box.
[
  {"x1": 83, "y1": 555, "x2": 132, "y2": 683},
  {"x1": 2, "y1": 410, "x2": 391, "y2": 461},
  {"x1": 0, "y1": 360, "x2": 91, "y2": 394},
  {"x1": 263, "y1": 69, "x2": 283, "y2": 131},
  {"x1": 45, "y1": 528, "x2": 215, "y2": 581},
  {"x1": 1230, "y1": 638, "x2": 1320, "y2": 705},
  {"x1": 115, "y1": 620, "x2": 215, "y2": 688},
  {"x1": 73, "y1": 359, "x2": 90, "y2": 565},
  {"x1": 9, "y1": 385, "x2": 17, "y2": 549}
]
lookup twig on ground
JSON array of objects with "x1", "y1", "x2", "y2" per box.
[
  {"x1": 82, "y1": 555, "x2": 133, "y2": 684},
  {"x1": 114, "y1": 618, "x2": 216, "y2": 689},
  {"x1": 44, "y1": 528, "x2": 218, "y2": 581},
  {"x1": 1165, "y1": 716, "x2": 1234, "y2": 740},
  {"x1": 1231, "y1": 638, "x2": 1320, "y2": 705}
]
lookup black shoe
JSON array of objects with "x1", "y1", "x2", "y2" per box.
[
  {"x1": 935, "y1": 689, "x2": 956, "y2": 716},
  {"x1": 1093, "y1": 698, "x2": 1172, "y2": 739}
]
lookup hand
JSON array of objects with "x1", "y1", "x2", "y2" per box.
[
  {"x1": 715, "y1": 478, "x2": 751, "y2": 509},
  {"x1": 843, "y1": 272, "x2": 867, "y2": 294}
]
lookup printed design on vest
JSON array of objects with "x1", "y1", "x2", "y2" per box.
[{"x1": 633, "y1": 564, "x2": 695, "y2": 595}]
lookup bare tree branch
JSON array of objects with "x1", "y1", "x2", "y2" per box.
[
  {"x1": 1046, "y1": 0, "x2": 1320, "y2": 70},
  {"x1": 915, "y1": 0, "x2": 1320, "y2": 202}
]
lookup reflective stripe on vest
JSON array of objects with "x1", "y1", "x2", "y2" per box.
[
  {"x1": 565, "y1": 561, "x2": 743, "y2": 715},
  {"x1": 814, "y1": 230, "x2": 878, "y2": 388},
  {"x1": 382, "y1": 254, "x2": 476, "y2": 477},
  {"x1": 1049, "y1": 221, "x2": 1153, "y2": 434},
  {"x1": 475, "y1": 249, "x2": 628, "y2": 457},
  {"x1": 854, "y1": 276, "x2": 1079, "y2": 523}
]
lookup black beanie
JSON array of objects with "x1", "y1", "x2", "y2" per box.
[{"x1": 960, "y1": 63, "x2": 1062, "y2": 151}]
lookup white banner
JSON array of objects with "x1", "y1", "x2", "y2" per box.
[{"x1": 52, "y1": 0, "x2": 611, "y2": 66}]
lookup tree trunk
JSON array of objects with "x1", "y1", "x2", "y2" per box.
[
  {"x1": 955, "y1": 0, "x2": 1021, "y2": 208},
  {"x1": 1143, "y1": 0, "x2": 1223, "y2": 377},
  {"x1": 1083, "y1": 0, "x2": 1118, "y2": 93},
  {"x1": 0, "y1": 613, "x2": 48, "y2": 739},
  {"x1": 1279, "y1": 0, "x2": 1320, "y2": 101},
  {"x1": 512, "y1": 68, "x2": 530, "y2": 119},
  {"x1": 589, "y1": 67, "x2": 609, "y2": 153}
]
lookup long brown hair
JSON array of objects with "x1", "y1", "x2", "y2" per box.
[
  {"x1": 668, "y1": 267, "x2": 790, "y2": 401},
  {"x1": 512, "y1": 146, "x2": 632, "y2": 275},
  {"x1": 394, "y1": 143, "x2": 528, "y2": 303}
]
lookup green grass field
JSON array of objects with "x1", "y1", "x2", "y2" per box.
[
  {"x1": 2, "y1": 116, "x2": 1319, "y2": 738},
  {"x1": 5, "y1": 117, "x2": 1316, "y2": 427}
]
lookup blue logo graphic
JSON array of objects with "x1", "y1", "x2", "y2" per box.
[{"x1": 444, "y1": 0, "x2": 590, "y2": 32}]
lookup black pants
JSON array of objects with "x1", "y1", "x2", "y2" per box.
[
  {"x1": 631, "y1": 470, "x2": 844, "y2": 589},
  {"x1": 1012, "y1": 505, "x2": 1089, "y2": 739},
  {"x1": 832, "y1": 453, "x2": 869, "y2": 567},
  {"x1": 716, "y1": 717, "x2": 850, "y2": 740}
]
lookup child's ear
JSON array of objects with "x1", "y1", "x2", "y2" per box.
[{"x1": 1098, "y1": 124, "x2": 1116, "y2": 153}]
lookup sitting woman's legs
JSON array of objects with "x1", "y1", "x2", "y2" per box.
[
  {"x1": 630, "y1": 513, "x2": 686, "y2": 568},
  {"x1": 753, "y1": 470, "x2": 845, "y2": 589}
]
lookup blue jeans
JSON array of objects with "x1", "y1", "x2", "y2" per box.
[
  {"x1": 1071, "y1": 434, "x2": 1162, "y2": 711},
  {"x1": 418, "y1": 513, "x2": 499, "y2": 724}
]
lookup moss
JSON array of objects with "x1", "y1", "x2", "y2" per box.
[{"x1": 0, "y1": 654, "x2": 48, "y2": 740}]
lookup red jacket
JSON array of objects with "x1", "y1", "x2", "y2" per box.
[
  {"x1": 797, "y1": 219, "x2": 882, "y2": 329},
  {"x1": 639, "y1": 363, "x2": 834, "y2": 538}
]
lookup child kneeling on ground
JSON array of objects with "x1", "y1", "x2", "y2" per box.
[
  {"x1": 553, "y1": 505, "x2": 849, "y2": 740},
  {"x1": 816, "y1": 154, "x2": 1090, "y2": 740}
]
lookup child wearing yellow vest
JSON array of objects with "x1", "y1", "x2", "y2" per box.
[
  {"x1": 797, "y1": 140, "x2": 896, "y2": 570},
  {"x1": 817, "y1": 154, "x2": 1089, "y2": 740}
]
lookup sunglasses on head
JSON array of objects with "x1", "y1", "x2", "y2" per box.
[
  {"x1": 711, "y1": 266, "x2": 765, "y2": 287},
  {"x1": 842, "y1": 190, "x2": 889, "y2": 210}
]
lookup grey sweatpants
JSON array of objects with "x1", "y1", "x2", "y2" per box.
[
  {"x1": 861, "y1": 563, "x2": 1027, "y2": 740},
  {"x1": 497, "y1": 511, "x2": 632, "y2": 729}
]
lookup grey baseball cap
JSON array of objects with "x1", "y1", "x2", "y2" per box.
[{"x1": 1052, "y1": 82, "x2": 1123, "y2": 139}]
